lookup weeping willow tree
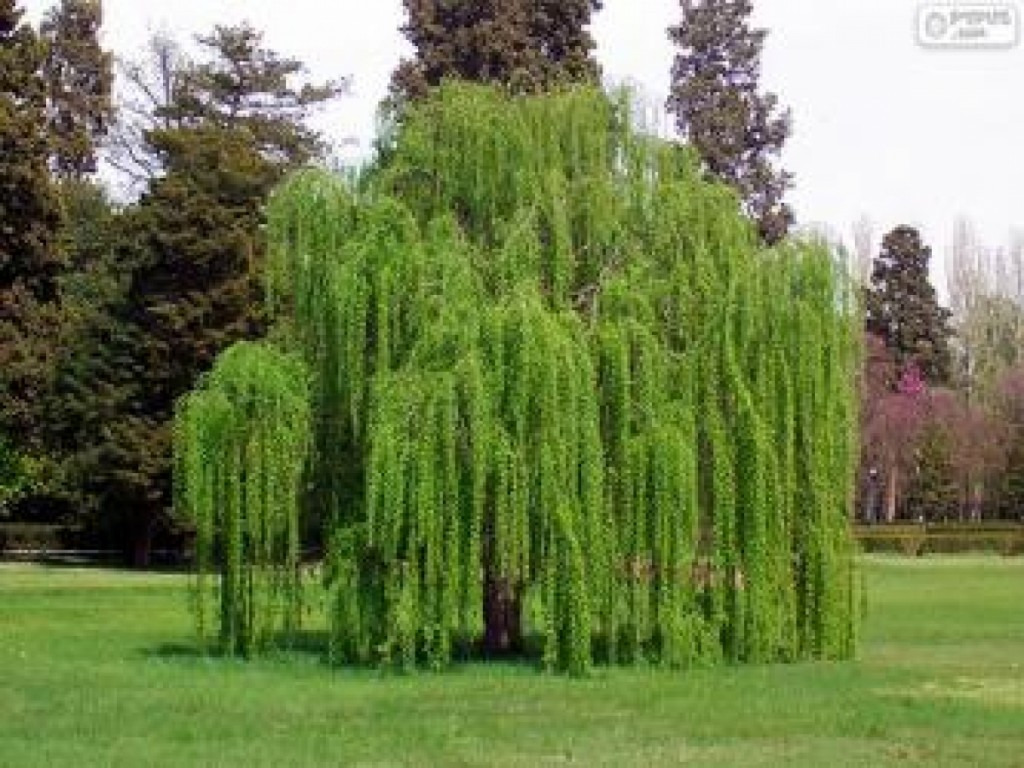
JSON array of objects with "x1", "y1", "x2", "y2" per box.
[
  {"x1": 179, "y1": 83, "x2": 860, "y2": 673},
  {"x1": 175, "y1": 342, "x2": 311, "y2": 656}
]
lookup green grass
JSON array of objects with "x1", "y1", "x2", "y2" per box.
[{"x1": 1, "y1": 557, "x2": 1022, "y2": 767}]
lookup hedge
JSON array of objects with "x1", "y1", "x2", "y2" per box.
[{"x1": 854, "y1": 523, "x2": 1024, "y2": 556}]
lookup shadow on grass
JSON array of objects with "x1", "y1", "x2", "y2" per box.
[
  {"x1": 143, "y1": 629, "x2": 334, "y2": 664},
  {"x1": 142, "y1": 631, "x2": 556, "y2": 677}
]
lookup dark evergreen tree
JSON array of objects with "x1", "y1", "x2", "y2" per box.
[
  {"x1": 44, "y1": 180, "x2": 120, "y2": 503},
  {"x1": 666, "y1": 0, "x2": 792, "y2": 244},
  {"x1": 57, "y1": 25, "x2": 344, "y2": 564},
  {"x1": 166, "y1": 24, "x2": 346, "y2": 167},
  {"x1": 0, "y1": 0, "x2": 63, "y2": 454},
  {"x1": 391, "y1": 0, "x2": 602, "y2": 102},
  {"x1": 904, "y1": 424, "x2": 959, "y2": 521},
  {"x1": 866, "y1": 226, "x2": 953, "y2": 384},
  {"x1": 40, "y1": 0, "x2": 113, "y2": 179},
  {"x1": 74, "y1": 131, "x2": 268, "y2": 563},
  {"x1": 0, "y1": 432, "x2": 30, "y2": 513}
]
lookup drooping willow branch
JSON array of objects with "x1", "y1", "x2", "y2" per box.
[
  {"x1": 179, "y1": 83, "x2": 861, "y2": 673},
  {"x1": 175, "y1": 342, "x2": 311, "y2": 656}
]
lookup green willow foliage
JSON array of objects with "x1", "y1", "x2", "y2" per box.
[
  {"x1": 180, "y1": 83, "x2": 861, "y2": 673},
  {"x1": 175, "y1": 342, "x2": 311, "y2": 656}
]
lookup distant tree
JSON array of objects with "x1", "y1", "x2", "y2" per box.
[
  {"x1": 870, "y1": 362, "x2": 929, "y2": 521},
  {"x1": 61, "y1": 24, "x2": 345, "y2": 564},
  {"x1": 67, "y1": 132, "x2": 269, "y2": 563},
  {"x1": 866, "y1": 225, "x2": 953, "y2": 384},
  {"x1": 391, "y1": 0, "x2": 602, "y2": 102},
  {"x1": 0, "y1": 0, "x2": 63, "y2": 454},
  {"x1": 0, "y1": 432, "x2": 28, "y2": 515},
  {"x1": 667, "y1": 0, "x2": 793, "y2": 244},
  {"x1": 106, "y1": 30, "x2": 186, "y2": 188},
  {"x1": 995, "y1": 366, "x2": 1024, "y2": 518},
  {"x1": 165, "y1": 24, "x2": 346, "y2": 166},
  {"x1": 904, "y1": 422, "x2": 959, "y2": 522},
  {"x1": 40, "y1": 0, "x2": 113, "y2": 179},
  {"x1": 946, "y1": 218, "x2": 1024, "y2": 403},
  {"x1": 851, "y1": 215, "x2": 874, "y2": 286},
  {"x1": 927, "y1": 388, "x2": 1008, "y2": 519},
  {"x1": 1001, "y1": 436, "x2": 1024, "y2": 519},
  {"x1": 44, "y1": 180, "x2": 120, "y2": 484},
  {"x1": 109, "y1": 24, "x2": 345, "y2": 191}
]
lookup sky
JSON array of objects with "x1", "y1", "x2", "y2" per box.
[{"x1": 21, "y1": 0, "x2": 1024, "y2": 282}]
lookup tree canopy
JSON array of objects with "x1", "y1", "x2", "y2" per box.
[
  {"x1": 50, "y1": 23, "x2": 345, "y2": 563},
  {"x1": 866, "y1": 225, "x2": 952, "y2": 384},
  {"x1": 40, "y1": 0, "x2": 113, "y2": 179},
  {"x1": 0, "y1": 0, "x2": 64, "y2": 454},
  {"x1": 178, "y1": 83, "x2": 861, "y2": 673},
  {"x1": 392, "y1": 0, "x2": 602, "y2": 102},
  {"x1": 667, "y1": 0, "x2": 793, "y2": 244}
]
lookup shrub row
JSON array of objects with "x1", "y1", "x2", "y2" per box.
[{"x1": 854, "y1": 524, "x2": 1024, "y2": 556}]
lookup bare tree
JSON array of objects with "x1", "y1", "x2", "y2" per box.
[
  {"x1": 104, "y1": 29, "x2": 187, "y2": 192},
  {"x1": 851, "y1": 215, "x2": 874, "y2": 287},
  {"x1": 946, "y1": 217, "x2": 1024, "y2": 404}
]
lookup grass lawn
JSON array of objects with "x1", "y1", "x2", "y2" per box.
[{"x1": 1, "y1": 556, "x2": 1022, "y2": 767}]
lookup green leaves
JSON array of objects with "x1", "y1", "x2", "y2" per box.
[
  {"x1": 184, "y1": 83, "x2": 860, "y2": 674},
  {"x1": 175, "y1": 341, "x2": 310, "y2": 656}
]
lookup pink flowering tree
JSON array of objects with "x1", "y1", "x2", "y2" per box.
[{"x1": 860, "y1": 336, "x2": 928, "y2": 521}]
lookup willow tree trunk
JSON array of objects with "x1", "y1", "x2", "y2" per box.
[
  {"x1": 482, "y1": 575, "x2": 523, "y2": 656},
  {"x1": 481, "y1": 512, "x2": 523, "y2": 656}
]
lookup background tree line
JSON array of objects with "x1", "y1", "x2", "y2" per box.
[
  {"x1": 1, "y1": 0, "x2": 1020, "y2": 564},
  {"x1": 858, "y1": 219, "x2": 1024, "y2": 523},
  {"x1": 0, "y1": 0, "x2": 345, "y2": 562}
]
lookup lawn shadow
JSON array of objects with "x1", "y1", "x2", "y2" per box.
[
  {"x1": 142, "y1": 629, "x2": 333, "y2": 665},
  {"x1": 143, "y1": 641, "x2": 208, "y2": 661}
]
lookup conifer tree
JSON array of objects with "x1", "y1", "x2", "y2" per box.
[
  {"x1": 904, "y1": 424, "x2": 959, "y2": 521},
  {"x1": 109, "y1": 24, "x2": 346, "y2": 189},
  {"x1": 63, "y1": 24, "x2": 344, "y2": 564},
  {"x1": 40, "y1": 0, "x2": 113, "y2": 179},
  {"x1": 866, "y1": 226, "x2": 953, "y2": 384},
  {"x1": 391, "y1": 0, "x2": 602, "y2": 102},
  {"x1": 165, "y1": 24, "x2": 346, "y2": 167},
  {"x1": 0, "y1": 0, "x2": 63, "y2": 453},
  {"x1": 667, "y1": 0, "x2": 792, "y2": 244}
]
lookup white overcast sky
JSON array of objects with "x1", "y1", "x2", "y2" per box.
[{"x1": 21, "y1": 0, "x2": 1024, "y2": 276}]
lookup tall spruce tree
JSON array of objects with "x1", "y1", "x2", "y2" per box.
[
  {"x1": 866, "y1": 226, "x2": 953, "y2": 384},
  {"x1": 59, "y1": 24, "x2": 344, "y2": 564},
  {"x1": 40, "y1": 0, "x2": 113, "y2": 179},
  {"x1": 667, "y1": 0, "x2": 792, "y2": 244},
  {"x1": 109, "y1": 24, "x2": 345, "y2": 191},
  {"x1": 391, "y1": 0, "x2": 602, "y2": 102},
  {"x1": 0, "y1": 0, "x2": 63, "y2": 455}
]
